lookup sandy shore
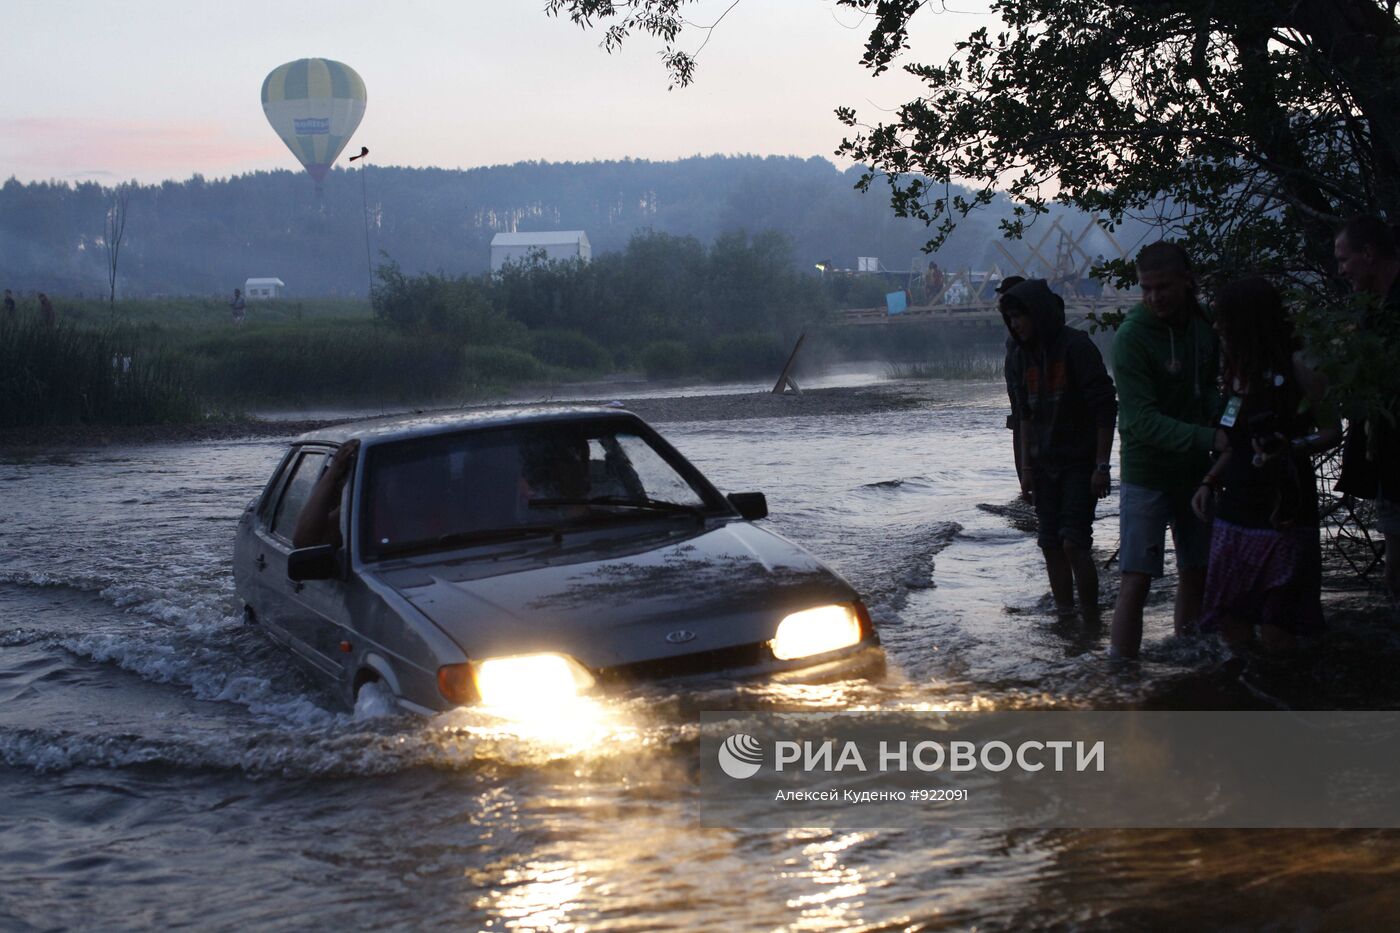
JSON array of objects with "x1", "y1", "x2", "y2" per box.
[{"x1": 0, "y1": 383, "x2": 940, "y2": 450}]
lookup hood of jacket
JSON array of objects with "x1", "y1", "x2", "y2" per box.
[
  {"x1": 1120, "y1": 296, "x2": 1209, "y2": 333},
  {"x1": 1001, "y1": 278, "x2": 1066, "y2": 348},
  {"x1": 1120, "y1": 297, "x2": 1211, "y2": 375}
]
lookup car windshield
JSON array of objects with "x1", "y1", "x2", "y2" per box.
[{"x1": 359, "y1": 420, "x2": 720, "y2": 560}]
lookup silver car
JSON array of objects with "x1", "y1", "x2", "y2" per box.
[{"x1": 233, "y1": 407, "x2": 881, "y2": 714}]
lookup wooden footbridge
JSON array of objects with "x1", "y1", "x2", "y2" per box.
[{"x1": 829, "y1": 216, "x2": 1142, "y2": 327}]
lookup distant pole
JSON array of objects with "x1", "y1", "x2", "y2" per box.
[
  {"x1": 104, "y1": 185, "x2": 130, "y2": 312},
  {"x1": 772, "y1": 333, "x2": 806, "y2": 395},
  {"x1": 357, "y1": 151, "x2": 374, "y2": 305}
]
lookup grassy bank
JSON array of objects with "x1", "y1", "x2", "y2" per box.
[
  {"x1": 0, "y1": 317, "x2": 201, "y2": 427},
  {"x1": 8, "y1": 230, "x2": 850, "y2": 425},
  {"x1": 5, "y1": 292, "x2": 1026, "y2": 430},
  {"x1": 6, "y1": 293, "x2": 806, "y2": 427}
]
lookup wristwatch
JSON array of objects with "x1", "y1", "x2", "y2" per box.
[{"x1": 1095, "y1": 463, "x2": 1111, "y2": 474}]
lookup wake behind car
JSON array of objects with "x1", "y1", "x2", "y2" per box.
[{"x1": 233, "y1": 406, "x2": 881, "y2": 714}]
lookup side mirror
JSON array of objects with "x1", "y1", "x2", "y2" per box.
[
  {"x1": 727, "y1": 492, "x2": 768, "y2": 521},
  {"x1": 288, "y1": 544, "x2": 340, "y2": 582}
]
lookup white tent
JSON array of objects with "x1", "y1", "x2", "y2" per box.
[
  {"x1": 490, "y1": 231, "x2": 591, "y2": 272},
  {"x1": 243, "y1": 277, "x2": 285, "y2": 300}
]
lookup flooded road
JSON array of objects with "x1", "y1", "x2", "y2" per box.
[{"x1": 3, "y1": 379, "x2": 1400, "y2": 931}]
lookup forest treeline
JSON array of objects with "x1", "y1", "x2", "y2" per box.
[{"x1": 0, "y1": 154, "x2": 1150, "y2": 298}]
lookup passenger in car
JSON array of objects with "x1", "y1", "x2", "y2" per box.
[{"x1": 293, "y1": 440, "x2": 359, "y2": 549}]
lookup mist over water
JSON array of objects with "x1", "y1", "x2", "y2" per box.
[{"x1": 3, "y1": 379, "x2": 1399, "y2": 931}]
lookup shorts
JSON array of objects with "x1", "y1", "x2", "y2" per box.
[
  {"x1": 1033, "y1": 464, "x2": 1096, "y2": 550},
  {"x1": 1118, "y1": 481, "x2": 1211, "y2": 577}
]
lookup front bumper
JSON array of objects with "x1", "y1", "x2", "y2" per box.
[{"x1": 594, "y1": 636, "x2": 886, "y2": 689}]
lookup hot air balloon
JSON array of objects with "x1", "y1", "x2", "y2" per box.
[{"x1": 261, "y1": 58, "x2": 366, "y2": 193}]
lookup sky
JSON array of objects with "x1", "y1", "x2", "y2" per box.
[{"x1": 1, "y1": 0, "x2": 993, "y2": 186}]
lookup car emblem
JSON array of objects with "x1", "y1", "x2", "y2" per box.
[{"x1": 666, "y1": 629, "x2": 697, "y2": 644}]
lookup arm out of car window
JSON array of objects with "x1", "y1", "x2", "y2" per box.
[{"x1": 293, "y1": 440, "x2": 359, "y2": 549}]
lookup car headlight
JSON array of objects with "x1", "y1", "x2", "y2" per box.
[
  {"x1": 769, "y1": 603, "x2": 866, "y2": 660},
  {"x1": 454, "y1": 652, "x2": 595, "y2": 712}
]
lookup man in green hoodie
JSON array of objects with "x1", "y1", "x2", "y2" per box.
[{"x1": 1110, "y1": 242, "x2": 1221, "y2": 658}]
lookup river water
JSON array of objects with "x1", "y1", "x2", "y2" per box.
[{"x1": 3, "y1": 379, "x2": 1400, "y2": 931}]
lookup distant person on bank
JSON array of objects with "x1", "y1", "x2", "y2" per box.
[
  {"x1": 1333, "y1": 215, "x2": 1400, "y2": 598},
  {"x1": 1002, "y1": 278, "x2": 1117, "y2": 620},
  {"x1": 1191, "y1": 277, "x2": 1340, "y2": 654},
  {"x1": 230, "y1": 288, "x2": 246, "y2": 325},
  {"x1": 38, "y1": 293, "x2": 55, "y2": 327},
  {"x1": 2, "y1": 289, "x2": 15, "y2": 318},
  {"x1": 1110, "y1": 242, "x2": 1221, "y2": 659}
]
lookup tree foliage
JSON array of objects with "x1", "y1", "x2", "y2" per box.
[
  {"x1": 546, "y1": 0, "x2": 1400, "y2": 413},
  {"x1": 842, "y1": 1, "x2": 1400, "y2": 285},
  {"x1": 375, "y1": 229, "x2": 828, "y2": 346},
  {"x1": 546, "y1": 1, "x2": 1400, "y2": 281},
  {"x1": 370, "y1": 229, "x2": 833, "y2": 377},
  {"x1": 372, "y1": 258, "x2": 527, "y2": 347}
]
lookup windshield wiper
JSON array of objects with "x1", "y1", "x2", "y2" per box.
[
  {"x1": 529, "y1": 496, "x2": 706, "y2": 519},
  {"x1": 374, "y1": 525, "x2": 560, "y2": 558},
  {"x1": 438, "y1": 525, "x2": 562, "y2": 546}
]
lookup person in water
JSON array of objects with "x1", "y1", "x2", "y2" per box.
[
  {"x1": 1109, "y1": 242, "x2": 1220, "y2": 659},
  {"x1": 997, "y1": 274, "x2": 1029, "y2": 495},
  {"x1": 1002, "y1": 278, "x2": 1117, "y2": 620},
  {"x1": 1191, "y1": 276, "x2": 1341, "y2": 653}
]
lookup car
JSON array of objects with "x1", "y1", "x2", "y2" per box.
[{"x1": 233, "y1": 406, "x2": 882, "y2": 715}]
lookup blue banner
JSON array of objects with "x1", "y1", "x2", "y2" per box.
[{"x1": 293, "y1": 118, "x2": 330, "y2": 135}]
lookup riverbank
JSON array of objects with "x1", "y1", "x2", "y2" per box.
[{"x1": 0, "y1": 381, "x2": 937, "y2": 451}]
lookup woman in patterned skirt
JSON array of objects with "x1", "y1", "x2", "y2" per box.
[{"x1": 1190, "y1": 277, "x2": 1342, "y2": 654}]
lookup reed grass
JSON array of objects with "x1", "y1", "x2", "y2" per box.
[
  {"x1": 174, "y1": 322, "x2": 466, "y2": 404},
  {"x1": 52, "y1": 295, "x2": 372, "y2": 330},
  {"x1": 884, "y1": 355, "x2": 1004, "y2": 380},
  {"x1": 0, "y1": 317, "x2": 201, "y2": 427}
]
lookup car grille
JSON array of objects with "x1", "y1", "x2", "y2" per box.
[{"x1": 595, "y1": 642, "x2": 772, "y2": 683}]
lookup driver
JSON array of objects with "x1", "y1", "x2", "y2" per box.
[{"x1": 522, "y1": 434, "x2": 591, "y2": 501}]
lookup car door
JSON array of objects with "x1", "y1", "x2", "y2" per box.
[{"x1": 252, "y1": 446, "x2": 348, "y2": 678}]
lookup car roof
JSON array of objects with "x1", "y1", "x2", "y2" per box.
[{"x1": 292, "y1": 405, "x2": 640, "y2": 446}]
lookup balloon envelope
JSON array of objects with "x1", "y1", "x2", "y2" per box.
[{"x1": 261, "y1": 58, "x2": 366, "y2": 186}]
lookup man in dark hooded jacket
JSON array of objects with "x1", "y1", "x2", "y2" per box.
[
  {"x1": 998, "y1": 275, "x2": 1028, "y2": 492},
  {"x1": 1002, "y1": 279, "x2": 1118, "y2": 619}
]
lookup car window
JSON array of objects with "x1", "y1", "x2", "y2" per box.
[
  {"x1": 363, "y1": 441, "x2": 474, "y2": 551},
  {"x1": 361, "y1": 421, "x2": 717, "y2": 560},
  {"x1": 269, "y1": 450, "x2": 327, "y2": 541},
  {"x1": 256, "y1": 449, "x2": 296, "y2": 525},
  {"x1": 609, "y1": 434, "x2": 704, "y2": 507}
]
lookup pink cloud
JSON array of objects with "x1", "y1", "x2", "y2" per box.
[{"x1": 0, "y1": 116, "x2": 289, "y2": 182}]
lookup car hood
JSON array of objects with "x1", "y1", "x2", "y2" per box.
[{"x1": 371, "y1": 522, "x2": 854, "y2": 669}]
